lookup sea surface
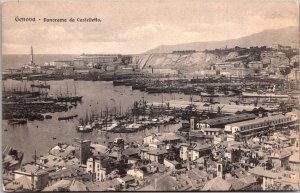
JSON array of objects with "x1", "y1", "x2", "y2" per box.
[{"x1": 2, "y1": 54, "x2": 78, "y2": 71}]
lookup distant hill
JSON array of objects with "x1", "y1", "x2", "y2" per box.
[{"x1": 146, "y1": 26, "x2": 298, "y2": 54}]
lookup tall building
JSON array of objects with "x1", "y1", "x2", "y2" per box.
[{"x1": 74, "y1": 138, "x2": 92, "y2": 165}]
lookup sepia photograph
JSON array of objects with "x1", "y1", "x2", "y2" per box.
[{"x1": 2, "y1": 0, "x2": 300, "y2": 191}]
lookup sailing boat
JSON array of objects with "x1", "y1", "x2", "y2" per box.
[
  {"x1": 76, "y1": 111, "x2": 93, "y2": 133},
  {"x1": 58, "y1": 114, "x2": 78, "y2": 121},
  {"x1": 57, "y1": 82, "x2": 83, "y2": 102},
  {"x1": 31, "y1": 80, "x2": 50, "y2": 89}
]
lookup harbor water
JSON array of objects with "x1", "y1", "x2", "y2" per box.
[{"x1": 3, "y1": 79, "x2": 195, "y2": 163}]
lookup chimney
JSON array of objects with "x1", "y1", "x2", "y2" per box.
[
  {"x1": 154, "y1": 178, "x2": 158, "y2": 190},
  {"x1": 217, "y1": 163, "x2": 223, "y2": 179},
  {"x1": 31, "y1": 172, "x2": 35, "y2": 190}
]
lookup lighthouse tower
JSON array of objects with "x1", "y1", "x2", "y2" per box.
[{"x1": 30, "y1": 46, "x2": 35, "y2": 66}]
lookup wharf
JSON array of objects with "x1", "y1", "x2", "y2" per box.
[
  {"x1": 148, "y1": 100, "x2": 273, "y2": 114},
  {"x1": 242, "y1": 92, "x2": 290, "y2": 98}
]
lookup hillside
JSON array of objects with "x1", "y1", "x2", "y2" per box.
[{"x1": 146, "y1": 26, "x2": 298, "y2": 54}]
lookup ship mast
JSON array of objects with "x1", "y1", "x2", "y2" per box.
[
  {"x1": 3, "y1": 81, "x2": 5, "y2": 93},
  {"x1": 85, "y1": 110, "x2": 89, "y2": 124},
  {"x1": 66, "y1": 83, "x2": 69, "y2": 97},
  {"x1": 74, "y1": 82, "x2": 77, "y2": 96}
]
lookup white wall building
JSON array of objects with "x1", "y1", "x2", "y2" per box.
[
  {"x1": 86, "y1": 157, "x2": 106, "y2": 182},
  {"x1": 127, "y1": 169, "x2": 144, "y2": 179}
]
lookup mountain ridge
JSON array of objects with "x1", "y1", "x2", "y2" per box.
[{"x1": 146, "y1": 26, "x2": 298, "y2": 54}]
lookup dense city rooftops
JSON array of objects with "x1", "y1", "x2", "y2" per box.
[{"x1": 249, "y1": 167, "x2": 279, "y2": 179}]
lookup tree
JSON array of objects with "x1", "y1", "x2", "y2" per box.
[
  {"x1": 282, "y1": 50, "x2": 297, "y2": 65},
  {"x1": 256, "y1": 177, "x2": 263, "y2": 184},
  {"x1": 265, "y1": 160, "x2": 273, "y2": 170},
  {"x1": 279, "y1": 66, "x2": 291, "y2": 76},
  {"x1": 279, "y1": 102, "x2": 287, "y2": 113},
  {"x1": 121, "y1": 56, "x2": 131, "y2": 65}
]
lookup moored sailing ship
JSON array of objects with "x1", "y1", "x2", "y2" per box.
[
  {"x1": 58, "y1": 114, "x2": 78, "y2": 121},
  {"x1": 57, "y1": 83, "x2": 83, "y2": 102},
  {"x1": 30, "y1": 81, "x2": 50, "y2": 89},
  {"x1": 57, "y1": 95, "x2": 83, "y2": 102},
  {"x1": 76, "y1": 111, "x2": 93, "y2": 133}
]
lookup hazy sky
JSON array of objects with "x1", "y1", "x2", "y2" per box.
[{"x1": 2, "y1": 0, "x2": 299, "y2": 54}]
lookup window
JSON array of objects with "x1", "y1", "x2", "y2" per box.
[{"x1": 218, "y1": 165, "x2": 221, "y2": 172}]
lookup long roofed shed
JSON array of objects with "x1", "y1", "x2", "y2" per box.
[
  {"x1": 225, "y1": 114, "x2": 293, "y2": 128},
  {"x1": 200, "y1": 114, "x2": 257, "y2": 127}
]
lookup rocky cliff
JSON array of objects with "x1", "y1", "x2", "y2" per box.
[{"x1": 131, "y1": 51, "x2": 238, "y2": 73}]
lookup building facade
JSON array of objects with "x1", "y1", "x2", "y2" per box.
[
  {"x1": 86, "y1": 157, "x2": 106, "y2": 182},
  {"x1": 74, "y1": 54, "x2": 121, "y2": 64}
]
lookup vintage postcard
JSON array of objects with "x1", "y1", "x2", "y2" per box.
[{"x1": 2, "y1": 0, "x2": 299, "y2": 191}]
